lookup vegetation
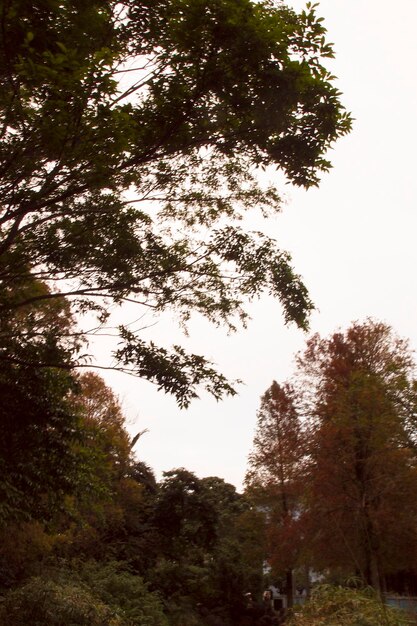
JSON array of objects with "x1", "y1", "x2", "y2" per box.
[
  {"x1": 288, "y1": 585, "x2": 411, "y2": 626},
  {"x1": 0, "y1": 370, "x2": 264, "y2": 625},
  {"x1": 5, "y1": 0, "x2": 330, "y2": 615},
  {"x1": 246, "y1": 381, "x2": 305, "y2": 607},
  {"x1": 247, "y1": 320, "x2": 417, "y2": 599},
  {"x1": 0, "y1": 0, "x2": 351, "y2": 404},
  {"x1": 2, "y1": 320, "x2": 417, "y2": 625},
  {"x1": 6, "y1": 2, "x2": 414, "y2": 626},
  {"x1": 0, "y1": 564, "x2": 169, "y2": 626}
]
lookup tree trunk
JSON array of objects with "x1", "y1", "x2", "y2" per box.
[
  {"x1": 363, "y1": 515, "x2": 381, "y2": 596},
  {"x1": 369, "y1": 550, "x2": 381, "y2": 596},
  {"x1": 286, "y1": 568, "x2": 294, "y2": 608}
]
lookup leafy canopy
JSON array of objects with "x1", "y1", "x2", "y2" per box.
[{"x1": 0, "y1": 0, "x2": 351, "y2": 404}]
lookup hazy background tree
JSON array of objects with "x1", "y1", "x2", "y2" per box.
[
  {"x1": 296, "y1": 320, "x2": 417, "y2": 592},
  {"x1": 245, "y1": 321, "x2": 417, "y2": 597},
  {"x1": 246, "y1": 381, "x2": 307, "y2": 607}
]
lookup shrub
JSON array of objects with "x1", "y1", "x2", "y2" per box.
[
  {"x1": 288, "y1": 585, "x2": 411, "y2": 626},
  {"x1": 0, "y1": 576, "x2": 123, "y2": 626},
  {"x1": 78, "y1": 561, "x2": 168, "y2": 626},
  {"x1": 0, "y1": 562, "x2": 168, "y2": 626}
]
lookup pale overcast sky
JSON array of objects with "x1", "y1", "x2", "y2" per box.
[{"x1": 96, "y1": 0, "x2": 417, "y2": 490}]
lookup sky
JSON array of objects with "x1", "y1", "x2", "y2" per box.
[{"x1": 96, "y1": 0, "x2": 417, "y2": 491}]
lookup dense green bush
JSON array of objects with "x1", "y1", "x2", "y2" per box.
[
  {"x1": 0, "y1": 563, "x2": 168, "y2": 626},
  {"x1": 0, "y1": 577, "x2": 123, "y2": 626},
  {"x1": 78, "y1": 561, "x2": 168, "y2": 626},
  {"x1": 288, "y1": 585, "x2": 411, "y2": 626}
]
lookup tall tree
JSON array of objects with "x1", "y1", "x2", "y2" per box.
[
  {"x1": 74, "y1": 372, "x2": 132, "y2": 478},
  {"x1": 0, "y1": 0, "x2": 351, "y2": 404},
  {"x1": 150, "y1": 469, "x2": 262, "y2": 624},
  {"x1": 53, "y1": 372, "x2": 151, "y2": 563},
  {"x1": 297, "y1": 320, "x2": 417, "y2": 592},
  {"x1": 246, "y1": 381, "x2": 306, "y2": 607},
  {"x1": 0, "y1": 277, "x2": 82, "y2": 524}
]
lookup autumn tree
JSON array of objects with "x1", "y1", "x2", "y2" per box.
[
  {"x1": 53, "y1": 373, "x2": 155, "y2": 564},
  {"x1": 0, "y1": 0, "x2": 351, "y2": 404},
  {"x1": 74, "y1": 372, "x2": 132, "y2": 477},
  {"x1": 297, "y1": 320, "x2": 417, "y2": 592},
  {"x1": 246, "y1": 381, "x2": 307, "y2": 607}
]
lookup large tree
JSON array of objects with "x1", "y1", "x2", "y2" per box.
[
  {"x1": 246, "y1": 381, "x2": 306, "y2": 607},
  {"x1": 0, "y1": 276, "x2": 82, "y2": 524},
  {"x1": 297, "y1": 320, "x2": 417, "y2": 592},
  {"x1": 0, "y1": 0, "x2": 351, "y2": 404},
  {"x1": 150, "y1": 469, "x2": 262, "y2": 624}
]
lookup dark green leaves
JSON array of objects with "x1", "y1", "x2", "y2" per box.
[
  {"x1": 0, "y1": 0, "x2": 350, "y2": 402},
  {"x1": 115, "y1": 329, "x2": 236, "y2": 408}
]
